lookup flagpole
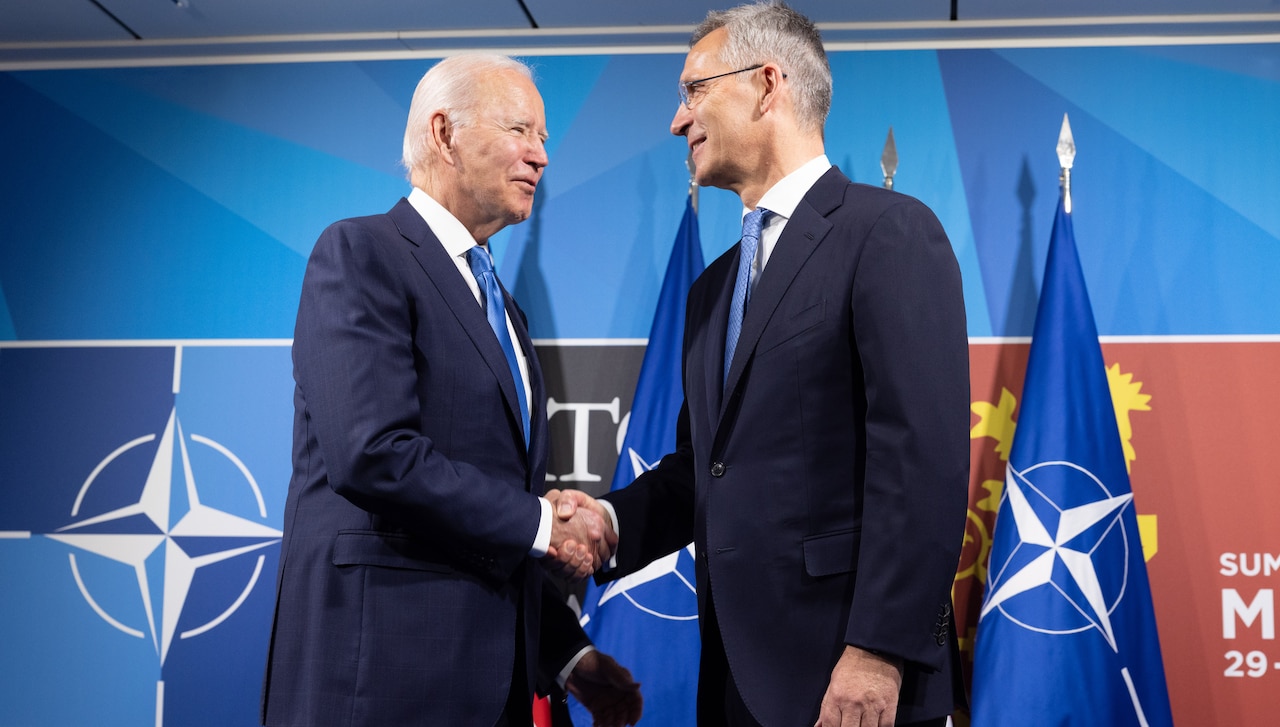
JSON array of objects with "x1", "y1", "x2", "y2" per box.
[
  {"x1": 686, "y1": 151, "x2": 699, "y2": 213},
  {"x1": 1057, "y1": 113, "x2": 1075, "y2": 213},
  {"x1": 880, "y1": 127, "x2": 897, "y2": 190}
]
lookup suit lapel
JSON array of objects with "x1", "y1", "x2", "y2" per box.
[
  {"x1": 507, "y1": 292, "x2": 545, "y2": 474},
  {"x1": 719, "y1": 168, "x2": 847, "y2": 422},
  {"x1": 388, "y1": 199, "x2": 530, "y2": 454},
  {"x1": 692, "y1": 252, "x2": 736, "y2": 424}
]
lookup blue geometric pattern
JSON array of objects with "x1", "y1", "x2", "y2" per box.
[
  {"x1": 0, "y1": 344, "x2": 291, "y2": 726},
  {"x1": 3, "y1": 46, "x2": 1278, "y2": 340},
  {"x1": 940, "y1": 47, "x2": 1280, "y2": 336},
  {"x1": 1, "y1": 43, "x2": 1278, "y2": 726}
]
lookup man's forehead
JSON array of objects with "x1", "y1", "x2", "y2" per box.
[
  {"x1": 478, "y1": 68, "x2": 539, "y2": 100},
  {"x1": 476, "y1": 77, "x2": 543, "y2": 117},
  {"x1": 681, "y1": 29, "x2": 727, "y2": 79}
]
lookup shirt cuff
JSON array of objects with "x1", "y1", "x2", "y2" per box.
[
  {"x1": 597, "y1": 499, "x2": 619, "y2": 571},
  {"x1": 558, "y1": 645, "x2": 596, "y2": 688},
  {"x1": 530, "y1": 497, "x2": 552, "y2": 557}
]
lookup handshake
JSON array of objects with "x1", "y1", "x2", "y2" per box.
[{"x1": 542, "y1": 489, "x2": 616, "y2": 582}]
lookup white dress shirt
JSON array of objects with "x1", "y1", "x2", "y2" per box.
[{"x1": 746, "y1": 154, "x2": 832, "y2": 289}]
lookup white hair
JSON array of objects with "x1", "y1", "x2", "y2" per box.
[{"x1": 401, "y1": 54, "x2": 535, "y2": 177}]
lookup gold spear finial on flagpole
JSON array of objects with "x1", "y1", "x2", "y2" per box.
[
  {"x1": 686, "y1": 151, "x2": 699, "y2": 214},
  {"x1": 881, "y1": 127, "x2": 898, "y2": 190},
  {"x1": 1057, "y1": 113, "x2": 1076, "y2": 214}
]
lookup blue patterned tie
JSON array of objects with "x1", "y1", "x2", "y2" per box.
[
  {"x1": 724, "y1": 207, "x2": 769, "y2": 388},
  {"x1": 466, "y1": 246, "x2": 530, "y2": 446}
]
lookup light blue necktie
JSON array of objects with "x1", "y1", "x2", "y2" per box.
[
  {"x1": 724, "y1": 207, "x2": 769, "y2": 388},
  {"x1": 466, "y1": 246, "x2": 530, "y2": 446}
]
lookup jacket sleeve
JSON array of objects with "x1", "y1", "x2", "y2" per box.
[
  {"x1": 597, "y1": 400, "x2": 698, "y2": 581},
  {"x1": 535, "y1": 576, "x2": 593, "y2": 694},
  {"x1": 843, "y1": 197, "x2": 970, "y2": 670}
]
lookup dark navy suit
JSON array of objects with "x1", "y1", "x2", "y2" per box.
[
  {"x1": 262, "y1": 198, "x2": 585, "y2": 726},
  {"x1": 601, "y1": 168, "x2": 970, "y2": 726}
]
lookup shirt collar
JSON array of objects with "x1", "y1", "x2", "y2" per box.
[
  {"x1": 748, "y1": 154, "x2": 832, "y2": 221},
  {"x1": 407, "y1": 186, "x2": 482, "y2": 259}
]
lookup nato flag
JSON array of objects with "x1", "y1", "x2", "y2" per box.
[
  {"x1": 970, "y1": 195, "x2": 1173, "y2": 726},
  {"x1": 568, "y1": 194, "x2": 704, "y2": 727}
]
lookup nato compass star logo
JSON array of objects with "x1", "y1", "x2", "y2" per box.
[
  {"x1": 981, "y1": 460, "x2": 1133, "y2": 647},
  {"x1": 44, "y1": 404, "x2": 281, "y2": 666},
  {"x1": 594, "y1": 447, "x2": 697, "y2": 620},
  {"x1": 980, "y1": 459, "x2": 1166, "y2": 723}
]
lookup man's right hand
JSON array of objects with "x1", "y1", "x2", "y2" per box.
[{"x1": 543, "y1": 489, "x2": 617, "y2": 582}]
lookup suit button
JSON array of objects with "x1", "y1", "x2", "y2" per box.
[{"x1": 710, "y1": 462, "x2": 725, "y2": 477}]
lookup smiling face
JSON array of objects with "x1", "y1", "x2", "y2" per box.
[
  {"x1": 446, "y1": 68, "x2": 549, "y2": 241},
  {"x1": 671, "y1": 28, "x2": 762, "y2": 197}
]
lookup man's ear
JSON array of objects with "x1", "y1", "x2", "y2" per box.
[
  {"x1": 758, "y1": 63, "x2": 786, "y2": 114},
  {"x1": 430, "y1": 111, "x2": 457, "y2": 165}
]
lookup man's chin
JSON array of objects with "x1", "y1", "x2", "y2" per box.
[{"x1": 695, "y1": 170, "x2": 730, "y2": 192}]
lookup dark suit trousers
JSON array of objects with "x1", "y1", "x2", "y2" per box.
[
  {"x1": 698, "y1": 593, "x2": 765, "y2": 727},
  {"x1": 699, "y1": 594, "x2": 948, "y2": 727},
  {"x1": 494, "y1": 585, "x2": 532, "y2": 727}
]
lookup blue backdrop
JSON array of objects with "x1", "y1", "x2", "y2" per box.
[
  {"x1": 1, "y1": 43, "x2": 1278, "y2": 725},
  {"x1": 4, "y1": 46, "x2": 1277, "y2": 343}
]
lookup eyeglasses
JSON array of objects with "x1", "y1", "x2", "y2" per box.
[{"x1": 677, "y1": 64, "x2": 763, "y2": 109}]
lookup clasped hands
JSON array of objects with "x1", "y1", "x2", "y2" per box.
[{"x1": 543, "y1": 488, "x2": 616, "y2": 582}]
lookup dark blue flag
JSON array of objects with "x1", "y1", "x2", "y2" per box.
[
  {"x1": 568, "y1": 194, "x2": 704, "y2": 727},
  {"x1": 970, "y1": 195, "x2": 1173, "y2": 726}
]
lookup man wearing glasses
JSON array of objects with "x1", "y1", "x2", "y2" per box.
[{"x1": 561, "y1": 2, "x2": 970, "y2": 725}]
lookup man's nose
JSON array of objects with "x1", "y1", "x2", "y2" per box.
[
  {"x1": 528, "y1": 137, "x2": 549, "y2": 169},
  {"x1": 671, "y1": 103, "x2": 693, "y2": 137}
]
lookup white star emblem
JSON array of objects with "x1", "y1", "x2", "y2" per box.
[
  {"x1": 589, "y1": 447, "x2": 697, "y2": 622},
  {"x1": 46, "y1": 406, "x2": 281, "y2": 664},
  {"x1": 981, "y1": 461, "x2": 1133, "y2": 651}
]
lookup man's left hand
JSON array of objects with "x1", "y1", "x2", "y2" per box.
[
  {"x1": 567, "y1": 649, "x2": 643, "y2": 727},
  {"x1": 814, "y1": 645, "x2": 903, "y2": 727}
]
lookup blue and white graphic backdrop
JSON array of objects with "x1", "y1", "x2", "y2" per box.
[
  {"x1": 2, "y1": 43, "x2": 1278, "y2": 725},
  {"x1": 0, "y1": 343, "x2": 291, "y2": 725}
]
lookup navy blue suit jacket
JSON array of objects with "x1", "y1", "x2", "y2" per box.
[
  {"x1": 602, "y1": 168, "x2": 970, "y2": 726},
  {"x1": 262, "y1": 199, "x2": 586, "y2": 726}
]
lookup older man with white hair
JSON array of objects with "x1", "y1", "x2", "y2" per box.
[{"x1": 261, "y1": 54, "x2": 639, "y2": 727}]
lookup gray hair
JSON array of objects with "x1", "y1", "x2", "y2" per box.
[
  {"x1": 401, "y1": 54, "x2": 535, "y2": 176},
  {"x1": 692, "y1": 1, "x2": 831, "y2": 133}
]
